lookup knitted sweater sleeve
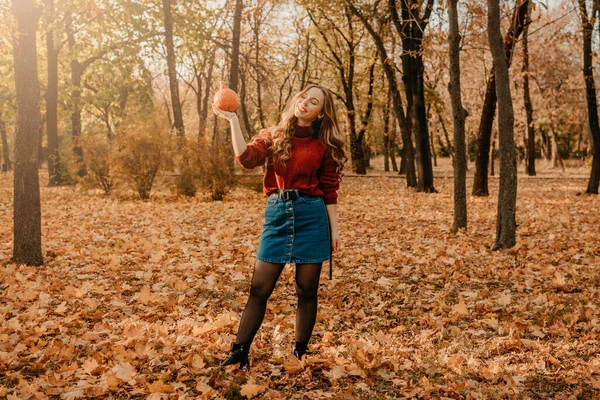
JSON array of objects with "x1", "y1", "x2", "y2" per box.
[
  {"x1": 236, "y1": 130, "x2": 271, "y2": 169},
  {"x1": 318, "y1": 148, "x2": 340, "y2": 205}
]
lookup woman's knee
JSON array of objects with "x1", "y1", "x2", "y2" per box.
[
  {"x1": 249, "y1": 280, "x2": 276, "y2": 299},
  {"x1": 295, "y1": 281, "x2": 318, "y2": 299}
]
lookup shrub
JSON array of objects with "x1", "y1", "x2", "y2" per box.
[
  {"x1": 48, "y1": 136, "x2": 79, "y2": 186},
  {"x1": 203, "y1": 141, "x2": 237, "y2": 201},
  {"x1": 81, "y1": 137, "x2": 113, "y2": 194},
  {"x1": 192, "y1": 139, "x2": 237, "y2": 201},
  {"x1": 173, "y1": 139, "x2": 202, "y2": 197},
  {"x1": 112, "y1": 117, "x2": 169, "y2": 199}
]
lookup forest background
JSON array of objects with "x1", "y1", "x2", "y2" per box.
[{"x1": 1, "y1": 0, "x2": 600, "y2": 398}]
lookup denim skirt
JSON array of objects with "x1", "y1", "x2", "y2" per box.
[{"x1": 256, "y1": 191, "x2": 330, "y2": 264}]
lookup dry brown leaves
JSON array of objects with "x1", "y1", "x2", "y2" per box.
[{"x1": 0, "y1": 170, "x2": 599, "y2": 399}]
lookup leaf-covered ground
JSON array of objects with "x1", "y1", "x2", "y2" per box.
[{"x1": 1, "y1": 165, "x2": 599, "y2": 399}]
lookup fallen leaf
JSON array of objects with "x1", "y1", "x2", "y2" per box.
[
  {"x1": 113, "y1": 362, "x2": 136, "y2": 381},
  {"x1": 283, "y1": 356, "x2": 303, "y2": 374},
  {"x1": 147, "y1": 380, "x2": 175, "y2": 393},
  {"x1": 240, "y1": 384, "x2": 266, "y2": 398}
]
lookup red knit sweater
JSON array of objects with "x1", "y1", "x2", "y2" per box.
[{"x1": 236, "y1": 125, "x2": 340, "y2": 205}]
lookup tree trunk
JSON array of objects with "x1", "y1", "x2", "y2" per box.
[
  {"x1": 253, "y1": 21, "x2": 266, "y2": 130},
  {"x1": 38, "y1": 113, "x2": 45, "y2": 168},
  {"x1": 11, "y1": 0, "x2": 44, "y2": 266},
  {"x1": 354, "y1": 53, "x2": 377, "y2": 174},
  {"x1": 162, "y1": 0, "x2": 185, "y2": 137},
  {"x1": 383, "y1": 90, "x2": 391, "y2": 172},
  {"x1": 45, "y1": 0, "x2": 61, "y2": 185},
  {"x1": 0, "y1": 113, "x2": 12, "y2": 171},
  {"x1": 383, "y1": 134, "x2": 390, "y2": 171},
  {"x1": 239, "y1": 69, "x2": 252, "y2": 141},
  {"x1": 522, "y1": 10, "x2": 536, "y2": 176},
  {"x1": 473, "y1": 0, "x2": 529, "y2": 196},
  {"x1": 199, "y1": 49, "x2": 215, "y2": 138},
  {"x1": 550, "y1": 128, "x2": 565, "y2": 171},
  {"x1": 430, "y1": 128, "x2": 437, "y2": 167},
  {"x1": 488, "y1": 0, "x2": 517, "y2": 250},
  {"x1": 66, "y1": 13, "x2": 85, "y2": 178},
  {"x1": 473, "y1": 79, "x2": 496, "y2": 195},
  {"x1": 490, "y1": 138, "x2": 496, "y2": 176},
  {"x1": 70, "y1": 60, "x2": 85, "y2": 177},
  {"x1": 436, "y1": 108, "x2": 454, "y2": 159},
  {"x1": 448, "y1": 0, "x2": 468, "y2": 232},
  {"x1": 345, "y1": 0, "x2": 416, "y2": 186},
  {"x1": 195, "y1": 72, "x2": 203, "y2": 137},
  {"x1": 395, "y1": 0, "x2": 435, "y2": 192},
  {"x1": 579, "y1": 0, "x2": 600, "y2": 194},
  {"x1": 390, "y1": 117, "x2": 398, "y2": 172},
  {"x1": 540, "y1": 125, "x2": 550, "y2": 160},
  {"x1": 348, "y1": 111, "x2": 366, "y2": 174}
]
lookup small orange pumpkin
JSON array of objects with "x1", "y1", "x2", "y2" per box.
[{"x1": 213, "y1": 82, "x2": 239, "y2": 112}]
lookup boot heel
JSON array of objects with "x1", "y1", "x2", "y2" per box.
[
  {"x1": 221, "y1": 343, "x2": 250, "y2": 369},
  {"x1": 293, "y1": 341, "x2": 309, "y2": 360}
]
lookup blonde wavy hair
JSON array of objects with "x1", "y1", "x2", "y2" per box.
[{"x1": 266, "y1": 85, "x2": 346, "y2": 175}]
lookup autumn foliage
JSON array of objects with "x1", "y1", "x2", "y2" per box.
[{"x1": 0, "y1": 166, "x2": 598, "y2": 398}]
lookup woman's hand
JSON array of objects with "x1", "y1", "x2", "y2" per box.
[
  {"x1": 212, "y1": 103, "x2": 237, "y2": 121},
  {"x1": 331, "y1": 230, "x2": 340, "y2": 253}
]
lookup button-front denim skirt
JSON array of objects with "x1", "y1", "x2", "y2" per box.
[{"x1": 256, "y1": 192, "x2": 330, "y2": 264}]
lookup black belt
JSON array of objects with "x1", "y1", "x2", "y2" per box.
[{"x1": 272, "y1": 190, "x2": 307, "y2": 201}]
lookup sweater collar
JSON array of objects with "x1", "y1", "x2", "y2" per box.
[{"x1": 294, "y1": 124, "x2": 312, "y2": 138}]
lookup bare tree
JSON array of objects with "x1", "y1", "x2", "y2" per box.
[
  {"x1": 44, "y1": 0, "x2": 62, "y2": 185},
  {"x1": 472, "y1": 0, "x2": 529, "y2": 196},
  {"x1": 163, "y1": 0, "x2": 185, "y2": 137},
  {"x1": 488, "y1": 0, "x2": 517, "y2": 250},
  {"x1": 389, "y1": 0, "x2": 436, "y2": 192},
  {"x1": 522, "y1": 5, "x2": 535, "y2": 176},
  {"x1": 11, "y1": 0, "x2": 44, "y2": 265},
  {"x1": 0, "y1": 111, "x2": 11, "y2": 171},
  {"x1": 344, "y1": 0, "x2": 417, "y2": 187},
  {"x1": 448, "y1": 0, "x2": 468, "y2": 231},
  {"x1": 578, "y1": 0, "x2": 600, "y2": 194}
]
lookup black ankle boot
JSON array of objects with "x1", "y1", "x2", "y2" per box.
[
  {"x1": 221, "y1": 343, "x2": 250, "y2": 369},
  {"x1": 293, "y1": 341, "x2": 309, "y2": 360}
]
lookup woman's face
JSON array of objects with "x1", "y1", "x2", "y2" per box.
[{"x1": 294, "y1": 87, "x2": 325, "y2": 125}]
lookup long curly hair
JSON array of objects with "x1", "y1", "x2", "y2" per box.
[{"x1": 267, "y1": 85, "x2": 346, "y2": 175}]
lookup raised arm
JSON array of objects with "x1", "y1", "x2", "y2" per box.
[{"x1": 212, "y1": 104, "x2": 246, "y2": 156}]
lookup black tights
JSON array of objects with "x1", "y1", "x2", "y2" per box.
[{"x1": 235, "y1": 260, "x2": 323, "y2": 345}]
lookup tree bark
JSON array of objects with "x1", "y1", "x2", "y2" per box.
[
  {"x1": 0, "y1": 112, "x2": 12, "y2": 171},
  {"x1": 550, "y1": 128, "x2": 565, "y2": 171},
  {"x1": 391, "y1": 0, "x2": 435, "y2": 192},
  {"x1": 200, "y1": 49, "x2": 216, "y2": 139},
  {"x1": 66, "y1": 13, "x2": 86, "y2": 177},
  {"x1": 383, "y1": 86, "x2": 391, "y2": 172},
  {"x1": 473, "y1": 0, "x2": 529, "y2": 196},
  {"x1": 522, "y1": 9, "x2": 536, "y2": 176},
  {"x1": 488, "y1": 0, "x2": 517, "y2": 250},
  {"x1": 44, "y1": 0, "x2": 61, "y2": 185},
  {"x1": 345, "y1": 0, "x2": 416, "y2": 187},
  {"x1": 239, "y1": 68, "x2": 252, "y2": 140},
  {"x1": 11, "y1": 0, "x2": 44, "y2": 266},
  {"x1": 448, "y1": 0, "x2": 468, "y2": 232},
  {"x1": 162, "y1": 0, "x2": 185, "y2": 137},
  {"x1": 579, "y1": 0, "x2": 600, "y2": 194},
  {"x1": 390, "y1": 115, "x2": 398, "y2": 172}
]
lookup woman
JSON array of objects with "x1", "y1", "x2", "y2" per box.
[{"x1": 213, "y1": 85, "x2": 345, "y2": 369}]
